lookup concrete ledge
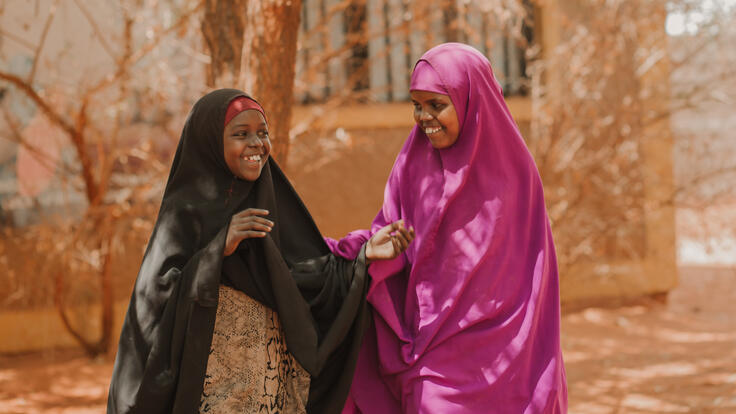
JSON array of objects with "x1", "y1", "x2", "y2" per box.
[
  {"x1": 0, "y1": 301, "x2": 128, "y2": 354},
  {"x1": 291, "y1": 97, "x2": 532, "y2": 130},
  {"x1": 560, "y1": 259, "x2": 678, "y2": 306}
]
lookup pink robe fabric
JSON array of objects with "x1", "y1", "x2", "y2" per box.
[{"x1": 326, "y1": 43, "x2": 567, "y2": 413}]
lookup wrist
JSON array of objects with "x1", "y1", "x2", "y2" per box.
[
  {"x1": 365, "y1": 241, "x2": 374, "y2": 264},
  {"x1": 223, "y1": 240, "x2": 234, "y2": 256}
]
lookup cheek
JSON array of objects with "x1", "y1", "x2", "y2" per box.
[
  {"x1": 437, "y1": 114, "x2": 450, "y2": 131},
  {"x1": 449, "y1": 122, "x2": 460, "y2": 137},
  {"x1": 224, "y1": 143, "x2": 237, "y2": 158},
  {"x1": 440, "y1": 111, "x2": 459, "y2": 134},
  {"x1": 224, "y1": 141, "x2": 245, "y2": 162}
]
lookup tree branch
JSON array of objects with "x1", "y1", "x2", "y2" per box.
[
  {"x1": 0, "y1": 71, "x2": 75, "y2": 136},
  {"x1": 27, "y1": 1, "x2": 58, "y2": 85},
  {"x1": 73, "y1": 0, "x2": 116, "y2": 62},
  {"x1": 0, "y1": 71, "x2": 98, "y2": 202},
  {"x1": 54, "y1": 269, "x2": 98, "y2": 356},
  {"x1": 85, "y1": 0, "x2": 206, "y2": 98},
  {"x1": 0, "y1": 28, "x2": 37, "y2": 51}
]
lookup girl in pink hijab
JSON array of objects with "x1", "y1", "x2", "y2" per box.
[{"x1": 327, "y1": 43, "x2": 567, "y2": 413}]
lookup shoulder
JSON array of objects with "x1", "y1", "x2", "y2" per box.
[{"x1": 152, "y1": 202, "x2": 206, "y2": 248}]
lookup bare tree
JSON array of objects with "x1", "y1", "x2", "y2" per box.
[
  {"x1": 201, "y1": 0, "x2": 248, "y2": 87},
  {"x1": 0, "y1": 0, "x2": 205, "y2": 356}
]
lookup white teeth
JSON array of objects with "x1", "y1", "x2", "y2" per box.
[
  {"x1": 243, "y1": 155, "x2": 261, "y2": 161},
  {"x1": 424, "y1": 126, "x2": 442, "y2": 134}
]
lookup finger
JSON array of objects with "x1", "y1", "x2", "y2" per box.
[
  {"x1": 245, "y1": 208, "x2": 270, "y2": 215},
  {"x1": 236, "y1": 208, "x2": 270, "y2": 217},
  {"x1": 391, "y1": 235, "x2": 401, "y2": 254},
  {"x1": 394, "y1": 234, "x2": 409, "y2": 251},
  {"x1": 396, "y1": 225, "x2": 412, "y2": 241},
  {"x1": 238, "y1": 229, "x2": 268, "y2": 239},
  {"x1": 386, "y1": 220, "x2": 404, "y2": 238},
  {"x1": 232, "y1": 219, "x2": 271, "y2": 230},
  {"x1": 391, "y1": 220, "x2": 409, "y2": 235},
  {"x1": 234, "y1": 222, "x2": 272, "y2": 232},
  {"x1": 232, "y1": 215, "x2": 274, "y2": 228},
  {"x1": 243, "y1": 216, "x2": 275, "y2": 227}
]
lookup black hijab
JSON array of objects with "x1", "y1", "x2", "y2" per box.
[{"x1": 107, "y1": 89, "x2": 370, "y2": 414}]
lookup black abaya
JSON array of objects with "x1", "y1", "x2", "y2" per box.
[{"x1": 107, "y1": 89, "x2": 370, "y2": 414}]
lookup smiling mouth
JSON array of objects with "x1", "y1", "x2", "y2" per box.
[
  {"x1": 242, "y1": 154, "x2": 263, "y2": 162},
  {"x1": 424, "y1": 126, "x2": 442, "y2": 135}
]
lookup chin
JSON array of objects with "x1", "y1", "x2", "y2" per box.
[
  {"x1": 430, "y1": 135, "x2": 458, "y2": 149},
  {"x1": 243, "y1": 163, "x2": 269, "y2": 181},
  {"x1": 430, "y1": 139, "x2": 449, "y2": 149},
  {"x1": 240, "y1": 170, "x2": 261, "y2": 182}
]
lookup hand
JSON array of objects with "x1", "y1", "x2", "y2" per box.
[
  {"x1": 366, "y1": 220, "x2": 415, "y2": 263},
  {"x1": 224, "y1": 208, "x2": 273, "y2": 256}
]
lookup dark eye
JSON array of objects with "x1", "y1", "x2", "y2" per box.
[
  {"x1": 258, "y1": 130, "x2": 269, "y2": 138},
  {"x1": 431, "y1": 102, "x2": 444, "y2": 110}
]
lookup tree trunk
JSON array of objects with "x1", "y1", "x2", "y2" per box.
[
  {"x1": 201, "y1": 0, "x2": 248, "y2": 87},
  {"x1": 239, "y1": 0, "x2": 302, "y2": 166}
]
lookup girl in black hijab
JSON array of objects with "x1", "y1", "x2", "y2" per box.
[{"x1": 107, "y1": 89, "x2": 414, "y2": 414}]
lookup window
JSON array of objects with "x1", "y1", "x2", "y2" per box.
[{"x1": 296, "y1": 0, "x2": 533, "y2": 103}]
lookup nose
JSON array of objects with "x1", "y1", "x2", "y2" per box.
[
  {"x1": 246, "y1": 133, "x2": 264, "y2": 147},
  {"x1": 419, "y1": 108, "x2": 433, "y2": 122}
]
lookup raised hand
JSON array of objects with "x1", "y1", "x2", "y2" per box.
[
  {"x1": 366, "y1": 220, "x2": 416, "y2": 263},
  {"x1": 224, "y1": 208, "x2": 274, "y2": 256}
]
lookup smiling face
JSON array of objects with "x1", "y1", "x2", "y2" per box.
[
  {"x1": 410, "y1": 90, "x2": 460, "y2": 149},
  {"x1": 223, "y1": 109, "x2": 271, "y2": 181}
]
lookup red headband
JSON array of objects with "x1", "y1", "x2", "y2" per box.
[{"x1": 224, "y1": 96, "x2": 267, "y2": 127}]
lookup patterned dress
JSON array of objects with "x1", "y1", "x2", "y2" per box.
[{"x1": 199, "y1": 285, "x2": 311, "y2": 413}]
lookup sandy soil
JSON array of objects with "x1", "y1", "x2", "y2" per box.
[
  {"x1": 1, "y1": 266, "x2": 734, "y2": 414},
  {"x1": 562, "y1": 266, "x2": 736, "y2": 413}
]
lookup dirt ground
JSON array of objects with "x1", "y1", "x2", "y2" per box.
[{"x1": 0, "y1": 266, "x2": 734, "y2": 414}]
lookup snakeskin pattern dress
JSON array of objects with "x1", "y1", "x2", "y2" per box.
[{"x1": 199, "y1": 285, "x2": 310, "y2": 413}]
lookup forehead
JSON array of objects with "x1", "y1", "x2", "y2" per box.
[
  {"x1": 226, "y1": 109, "x2": 266, "y2": 127},
  {"x1": 410, "y1": 90, "x2": 451, "y2": 102}
]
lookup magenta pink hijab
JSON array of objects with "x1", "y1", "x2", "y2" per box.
[{"x1": 327, "y1": 43, "x2": 567, "y2": 413}]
